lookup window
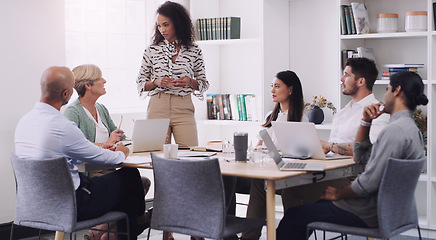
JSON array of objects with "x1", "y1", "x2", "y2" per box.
[{"x1": 65, "y1": 0, "x2": 158, "y2": 113}]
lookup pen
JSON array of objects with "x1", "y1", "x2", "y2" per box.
[
  {"x1": 119, "y1": 115, "x2": 123, "y2": 129},
  {"x1": 124, "y1": 143, "x2": 132, "y2": 147}
]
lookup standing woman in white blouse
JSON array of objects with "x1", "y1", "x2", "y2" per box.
[{"x1": 137, "y1": 1, "x2": 209, "y2": 148}]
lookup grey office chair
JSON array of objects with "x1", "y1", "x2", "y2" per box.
[
  {"x1": 9, "y1": 154, "x2": 130, "y2": 240},
  {"x1": 307, "y1": 157, "x2": 425, "y2": 240},
  {"x1": 150, "y1": 152, "x2": 265, "y2": 239}
]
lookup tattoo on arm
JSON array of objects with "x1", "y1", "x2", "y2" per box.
[{"x1": 337, "y1": 143, "x2": 353, "y2": 156}]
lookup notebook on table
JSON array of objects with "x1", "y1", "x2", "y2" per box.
[
  {"x1": 271, "y1": 121, "x2": 351, "y2": 160},
  {"x1": 259, "y1": 129, "x2": 325, "y2": 171},
  {"x1": 131, "y1": 119, "x2": 170, "y2": 153}
]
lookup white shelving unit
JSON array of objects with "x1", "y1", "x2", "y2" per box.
[
  {"x1": 187, "y1": 0, "x2": 291, "y2": 145},
  {"x1": 338, "y1": 0, "x2": 435, "y2": 229}
]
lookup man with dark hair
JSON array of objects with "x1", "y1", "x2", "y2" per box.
[
  {"x1": 321, "y1": 57, "x2": 388, "y2": 155},
  {"x1": 15, "y1": 66, "x2": 147, "y2": 240},
  {"x1": 243, "y1": 57, "x2": 389, "y2": 240},
  {"x1": 276, "y1": 71, "x2": 428, "y2": 240}
]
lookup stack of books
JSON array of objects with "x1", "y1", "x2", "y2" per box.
[
  {"x1": 206, "y1": 94, "x2": 258, "y2": 121},
  {"x1": 341, "y1": 47, "x2": 375, "y2": 70},
  {"x1": 196, "y1": 17, "x2": 240, "y2": 41},
  {"x1": 340, "y1": 2, "x2": 370, "y2": 35},
  {"x1": 382, "y1": 64, "x2": 424, "y2": 80}
]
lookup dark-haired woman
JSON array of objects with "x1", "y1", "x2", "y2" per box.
[
  {"x1": 136, "y1": 1, "x2": 209, "y2": 148},
  {"x1": 260, "y1": 70, "x2": 307, "y2": 146},
  {"x1": 226, "y1": 71, "x2": 308, "y2": 240}
]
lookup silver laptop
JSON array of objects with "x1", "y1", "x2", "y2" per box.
[
  {"x1": 259, "y1": 129, "x2": 324, "y2": 171},
  {"x1": 272, "y1": 122, "x2": 351, "y2": 160},
  {"x1": 131, "y1": 119, "x2": 170, "y2": 152}
]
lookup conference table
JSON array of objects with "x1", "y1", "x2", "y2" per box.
[{"x1": 120, "y1": 151, "x2": 363, "y2": 240}]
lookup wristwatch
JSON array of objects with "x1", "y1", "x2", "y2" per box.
[{"x1": 329, "y1": 142, "x2": 336, "y2": 152}]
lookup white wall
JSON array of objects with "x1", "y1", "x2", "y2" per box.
[
  {"x1": 288, "y1": 0, "x2": 339, "y2": 123},
  {"x1": 0, "y1": 0, "x2": 65, "y2": 223}
]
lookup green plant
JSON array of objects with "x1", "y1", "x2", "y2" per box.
[
  {"x1": 305, "y1": 95, "x2": 337, "y2": 114},
  {"x1": 413, "y1": 108, "x2": 427, "y2": 154}
]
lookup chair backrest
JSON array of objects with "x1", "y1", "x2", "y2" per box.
[
  {"x1": 11, "y1": 153, "x2": 77, "y2": 232},
  {"x1": 150, "y1": 153, "x2": 226, "y2": 239},
  {"x1": 378, "y1": 157, "x2": 425, "y2": 238}
]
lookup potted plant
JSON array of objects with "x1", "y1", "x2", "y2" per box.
[{"x1": 305, "y1": 95, "x2": 337, "y2": 124}]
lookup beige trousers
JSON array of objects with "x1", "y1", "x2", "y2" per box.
[
  {"x1": 147, "y1": 93, "x2": 198, "y2": 148},
  {"x1": 242, "y1": 178, "x2": 352, "y2": 240}
]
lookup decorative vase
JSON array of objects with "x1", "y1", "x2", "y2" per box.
[{"x1": 308, "y1": 106, "x2": 324, "y2": 124}]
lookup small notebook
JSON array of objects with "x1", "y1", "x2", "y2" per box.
[{"x1": 190, "y1": 145, "x2": 222, "y2": 152}]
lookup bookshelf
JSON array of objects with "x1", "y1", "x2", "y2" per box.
[
  {"x1": 338, "y1": 0, "x2": 435, "y2": 229},
  {"x1": 186, "y1": 0, "x2": 291, "y2": 145}
]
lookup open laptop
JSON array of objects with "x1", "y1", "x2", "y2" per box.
[
  {"x1": 272, "y1": 121, "x2": 351, "y2": 160},
  {"x1": 259, "y1": 129, "x2": 325, "y2": 171},
  {"x1": 131, "y1": 119, "x2": 170, "y2": 152}
]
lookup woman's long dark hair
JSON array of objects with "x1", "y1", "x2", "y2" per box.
[
  {"x1": 262, "y1": 70, "x2": 304, "y2": 128},
  {"x1": 152, "y1": 1, "x2": 195, "y2": 48}
]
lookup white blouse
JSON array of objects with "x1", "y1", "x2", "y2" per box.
[
  {"x1": 83, "y1": 107, "x2": 109, "y2": 143},
  {"x1": 137, "y1": 39, "x2": 209, "y2": 100}
]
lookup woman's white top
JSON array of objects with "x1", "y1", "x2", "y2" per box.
[
  {"x1": 83, "y1": 107, "x2": 109, "y2": 143},
  {"x1": 264, "y1": 110, "x2": 308, "y2": 147},
  {"x1": 137, "y1": 39, "x2": 209, "y2": 100}
]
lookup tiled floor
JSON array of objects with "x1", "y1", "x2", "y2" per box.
[{"x1": 25, "y1": 194, "x2": 436, "y2": 239}]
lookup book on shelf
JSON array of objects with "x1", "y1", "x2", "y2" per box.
[
  {"x1": 222, "y1": 94, "x2": 232, "y2": 120},
  {"x1": 434, "y1": 2, "x2": 436, "y2": 31},
  {"x1": 382, "y1": 72, "x2": 391, "y2": 77},
  {"x1": 211, "y1": 94, "x2": 218, "y2": 119},
  {"x1": 212, "y1": 18, "x2": 217, "y2": 40},
  {"x1": 216, "y1": 17, "x2": 221, "y2": 40},
  {"x1": 341, "y1": 49, "x2": 356, "y2": 69},
  {"x1": 229, "y1": 94, "x2": 240, "y2": 121},
  {"x1": 350, "y1": 2, "x2": 370, "y2": 34},
  {"x1": 388, "y1": 68, "x2": 419, "y2": 72},
  {"x1": 227, "y1": 17, "x2": 241, "y2": 39},
  {"x1": 196, "y1": 19, "x2": 202, "y2": 41},
  {"x1": 216, "y1": 94, "x2": 225, "y2": 120},
  {"x1": 206, "y1": 94, "x2": 257, "y2": 121},
  {"x1": 340, "y1": 5, "x2": 347, "y2": 35},
  {"x1": 356, "y1": 47, "x2": 375, "y2": 62},
  {"x1": 206, "y1": 94, "x2": 214, "y2": 120},
  {"x1": 207, "y1": 18, "x2": 212, "y2": 40},
  {"x1": 383, "y1": 64, "x2": 424, "y2": 68},
  {"x1": 343, "y1": 6, "x2": 353, "y2": 35},
  {"x1": 196, "y1": 17, "x2": 241, "y2": 41},
  {"x1": 238, "y1": 94, "x2": 247, "y2": 121},
  {"x1": 348, "y1": 5, "x2": 357, "y2": 34},
  {"x1": 244, "y1": 94, "x2": 258, "y2": 121},
  {"x1": 202, "y1": 18, "x2": 207, "y2": 40},
  {"x1": 382, "y1": 69, "x2": 418, "y2": 77}
]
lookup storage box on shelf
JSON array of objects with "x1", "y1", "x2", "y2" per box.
[{"x1": 338, "y1": 0, "x2": 433, "y2": 228}]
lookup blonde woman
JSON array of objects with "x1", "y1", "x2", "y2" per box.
[
  {"x1": 64, "y1": 64, "x2": 124, "y2": 152},
  {"x1": 64, "y1": 64, "x2": 151, "y2": 240}
]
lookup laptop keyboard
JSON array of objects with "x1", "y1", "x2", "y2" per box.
[{"x1": 284, "y1": 162, "x2": 306, "y2": 169}]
